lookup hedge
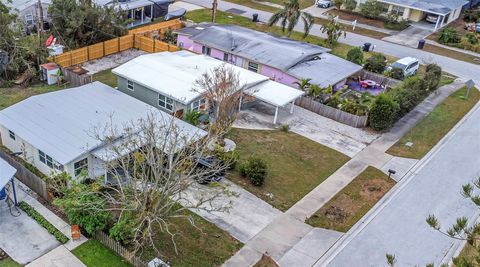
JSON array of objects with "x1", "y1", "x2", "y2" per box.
[{"x1": 19, "y1": 201, "x2": 70, "y2": 244}]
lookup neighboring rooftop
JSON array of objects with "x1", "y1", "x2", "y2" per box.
[
  {"x1": 175, "y1": 24, "x2": 331, "y2": 72},
  {"x1": 7, "y1": 0, "x2": 51, "y2": 12},
  {"x1": 112, "y1": 51, "x2": 269, "y2": 104},
  {"x1": 0, "y1": 82, "x2": 205, "y2": 165},
  {"x1": 381, "y1": 0, "x2": 468, "y2": 15},
  {"x1": 0, "y1": 158, "x2": 16, "y2": 190},
  {"x1": 95, "y1": 0, "x2": 173, "y2": 10}
]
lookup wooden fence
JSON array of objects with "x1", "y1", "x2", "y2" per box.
[
  {"x1": 94, "y1": 231, "x2": 150, "y2": 267},
  {"x1": 0, "y1": 150, "x2": 49, "y2": 200},
  {"x1": 61, "y1": 67, "x2": 92, "y2": 87},
  {"x1": 358, "y1": 69, "x2": 401, "y2": 88},
  {"x1": 295, "y1": 97, "x2": 369, "y2": 128},
  {"x1": 50, "y1": 19, "x2": 182, "y2": 68}
]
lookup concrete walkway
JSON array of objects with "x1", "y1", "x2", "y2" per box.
[
  {"x1": 183, "y1": 0, "x2": 480, "y2": 84},
  {"x1": 25, "y1": 246, "x2": 85, "y2": 267},
  {"x1": 222, "y1": 80, "x2": 466, "y2": 266}
]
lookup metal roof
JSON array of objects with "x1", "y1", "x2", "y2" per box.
[
  {"x1": 112, "y1": 51, "x2": 269, "y2": 104},
  {"x1": 0, "y1": 82, "x2": 206, "y2": 165},
  {"x1": 380, "y1": 0, "x2": 468, "y2": 15},
  {"x1": 287, "y1": 53, "x2": 363, "y2": 88},
  {"x1": 0, "y1": 158, "x2": 16, "y2": 190},
  {"x1": 7, "y1": 0, "x2": 51, "y2": 13},
  {"x1": 246, "y1": 80, "x2": 305, "y2": 107},
  {"x1": 176, "y1": 23, "x2": 331, "y2": 72}
]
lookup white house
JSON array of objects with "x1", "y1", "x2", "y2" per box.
[
  {"x1": 7, "y1": 0, "x2": 51, "y2": 28},
  {"x1": 0, "y1": 81, "x2": 206, "y2": 180},
  {"x1": 113, "y1": 51, "x2": 305, "y2": 124}
]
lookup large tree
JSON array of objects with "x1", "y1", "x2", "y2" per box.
[
  {"x1": 268, "y1": 0, "x2": 314, "y2": 38},
  {"x1": 320, "y1": 16, "x2": 347, "y2": 48},
  {"x1": 48, "y1": 0, "x2": 129, "y2": 49}
]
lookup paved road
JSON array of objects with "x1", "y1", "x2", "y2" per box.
[
  {"x1": 317, "y1": 101, "x2": 480, "y2": 266},
  {"x1": 183, "y1": 0, "x2": 480, "y2": 84}
]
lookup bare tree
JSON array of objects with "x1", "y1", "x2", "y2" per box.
[
  {"x1": 53, "y1": 111, "x2": 235, "y2": 255},
  {"x1": 193, "y1": 63, "x2": 244, "y2": 139}
]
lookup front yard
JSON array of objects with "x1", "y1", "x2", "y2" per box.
[
  {"x1": 73, "y1": 240, "x2": 132, "y2": 267},
  {"x1": 306, "y1": 166, "x2": 395, "y2": 232},
  {"x1": 0, "y1": 258, "x2": 21, "y2": 267},
  {"x1": 387, "y1": 87, "x2": 480, "y2": 159},
  {"x1": 227, "y1": 128, "x2": 350, "y2": 211}
]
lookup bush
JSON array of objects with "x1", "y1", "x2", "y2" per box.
[
  {"x1": 369, "y1": 94, "x2": 398, "y2": 131},
  {"x1": 280, "y1": 124, "x2": 290, "y2": 132},
  {"x1": 346, "y1": 47, "x2": 364, "y2": 65},
  {"x1": 19, "y1": 201, "x2": 70, "y2": 244},
  {"x1": 343, "y1": 0, "x2": 357, "y2": 11},
  {"x1": 184, "y1": 109, "x2": 202, "y2": 126},
  {"x1": 387, "y1": 67, "x2": 404, "y2": 80},
  {"x1": 109, "y1": 214, "x2": 135, "y2": 243},
  {"x1": 463, "y1": 9, "x2": 480, "y2": 23},
  {"x1": 465, "y1": 33, "x2": 479, "y2": 45},
  {"x1": 364, "y1": 53, "x2": 387, "y2": 73},
  {"x1": 333, "y1": 0, "x2": 344, "y2": 8},
  {"x1": 438, "y1": 27, "x2": 460, "y2": 45},
  {"x1": 424, "y1": 63, "x2": 442, "y2": 91},
  {"x1": 214, "y1": 146, "x2": 240, "y2": 169},
  {"x1": 239, "y1": 157, "x2": 268, "y2": 186},
  {"x1": 360, "y1": 0, "x2": 382, "y2": 19}
]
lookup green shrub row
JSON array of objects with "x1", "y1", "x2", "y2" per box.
[{"x1": 19, "y1": 201, "x2": 70, "y2": 244}]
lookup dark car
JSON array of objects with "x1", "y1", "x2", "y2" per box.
[{"x1": 194, "y1": 156, "x2": 226, "y2": 184}]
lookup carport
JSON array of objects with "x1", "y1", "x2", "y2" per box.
[
  {"x1": 239, "y1": 80, "x2": 305, "y2": 124},
  {"x1": 0, "y1": 158, "x2": 17, "y2": 206}
]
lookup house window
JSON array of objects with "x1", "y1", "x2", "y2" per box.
[
  {"x1": 127, "y1": 80, "x2": 134, "y2": 91},
  {"x1": 25, "y1": 14, "x2": 34, "y2": 25},
  {"x1": 39, "y1": 150, "x2": 63, "y2": 171},
  {"x1": 223, "y1": 53, "x2": 229, "y2": 62},
  {"x1": 74, "y1": 158, "x2": 88, "y2": 177},
  {"x1": 202, "y1": 46, "x2": 211, "y2": 56},
  {"x1": 159, "y1": 94, "x2": 174, "y2": 111},
  {"x1": 391, "y1": 5, "x2": 405, "y2": 16},
  {"x1": 380, "y1": 3, "x2": 390, "y2": 13},
  {"x1": 247, "y1": 61, "x2": 259, "y2": 73},
  {"x1": 8, "y1": 130, "x2": 15, "y2": 140}
]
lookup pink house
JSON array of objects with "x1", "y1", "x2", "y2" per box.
[{"x1": 175, "y1": 24, "x2": 362, "y2": 90}]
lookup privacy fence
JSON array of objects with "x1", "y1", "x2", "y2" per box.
[
  {"x1": 0, "y1": 149, "x2": 49, "y2": 200},
  {"x1": 94, "y1": 231, "x2": 149, "y2": 267},
  {"x1": 49, "y1": 19, "x2": 183, "y2": 67},
  {"x1": 295, "y1": 97, "x2": 369, "y2": 128},
  {"x1": 358, "y1": 69, "x2": 402, "y2": 88}
]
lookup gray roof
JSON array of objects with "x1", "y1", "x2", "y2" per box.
[
  {"x1": 176, "y1": 24, "x2": 330, "y2": 72},
  {"x1": 0, "y1": 158, "x2": 16, "y2": 190},
  {"x1": 287, "y1": 54, "x2": 362, "y2": 88},
  {"x1": 381, "y1": 0, "x2": 468, "y2": 15},
  {"x1": 0, "y1": 82, "x2": 206, "y2": 165}
]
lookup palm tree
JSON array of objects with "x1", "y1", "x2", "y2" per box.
[
  {"x1": 268, "y1": 0, "x2": 314, "y2": 38},
  {"x1": 293, "y1": 78, "x2": 311, "y2": 91}
]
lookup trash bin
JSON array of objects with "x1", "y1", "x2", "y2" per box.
[
  {"x1": 417, "y1": 39, "x2": 426, "y2": 49},
  {"x1": 0, "y1": 188, "x2": 6, "y2": 200},
  {"x1": 252, "y1": 13, "x2": 259, "y2": 22},
  {"x1": 362, "y1": 42, "x2": 371, "y2": 52}
]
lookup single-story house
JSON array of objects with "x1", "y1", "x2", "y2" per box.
[
  {"x1": 6, "y1": 0, "x2": 51, "y2": 28},
  {"x1": 174, "y1": 24, "x2": 363, "y2": 90},
  {"x1": 112, "y1": 51, "x2": 305, "y2": 123},
  {"x1": 357, "y1": 0, "x2": 468, "y2": 30},
  {"x1": 96, "y1": 0, "x2": 174, "y2": 28},
  {"x1": 0, "y1": 81, "x2": 206, "y2": 180}
]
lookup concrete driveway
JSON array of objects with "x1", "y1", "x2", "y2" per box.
[
  {"x1": 382, "y1": 26, "x2": 433, "y2": 48},
  {"x1": 0, "y1": 201, "x2": 59, "y2": 265},
  {"x1": 317, "y1": 101, "x2": 480, "y2": 266},
  {"x1": 182, "y1": 180, "x2": 282, "y2": 243}
]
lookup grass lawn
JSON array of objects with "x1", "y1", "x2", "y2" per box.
[
  {"x1": 453, "y1": 243, "x2": 479, "y2": 266},
  {"x1": 0, "y1": 84, "x2": 64, "y2": 110},
  {"x1": 185, "y1": 9, "x2": 393, "y2": 62},
  {"x1": 306, "y1": 166, "x2": 395, "y2": 232},
  {"x1": 423, "y1": 43, "x2": 480, "y2": 66},
  {"x1": 227, "y1": 128, "x2": 350, "y2": 211},
  {"x1": 92, "y1": 69, "x2": 117, "y2": 87},
  {"x1": 0, "y1": 258, "x2": 21, "y2": 267},
  {"x1": 72, "y1": 240, "x2": 131, "y2": 267},
  {"x1": 141, "y1": 211, "x2": 243, "y2": 267},
  {"x1": 387, "y1": 87, "x2": 480, "y2": 159}
]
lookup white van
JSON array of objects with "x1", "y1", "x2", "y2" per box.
[{"x1": 387, "y1": 57, "x2": 420, "y2": 77}]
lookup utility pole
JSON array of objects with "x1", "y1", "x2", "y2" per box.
[
  {"x1": 36, "y1": 0, "x2": 44, "y2": 37},
  {"x1": 211, "y1": 0, "x2": 217, "y2": 23}
]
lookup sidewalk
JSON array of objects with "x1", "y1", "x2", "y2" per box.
[{"x1": 222, "y1": 80, "x2": 467, "y2": 266}]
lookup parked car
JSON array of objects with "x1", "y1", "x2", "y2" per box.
[
  {"x1": 425, "y1": 14, "x2": 438, "y2": 23},
  {"x1": 316, "y1": 0, "x2": 332, "y2": 8},
  {"x1": 387, "y1": 57, "x2": 420, "y2": 77},
  {"x1": 194, "y1": 156, "x2": 226, "y2": 185}
]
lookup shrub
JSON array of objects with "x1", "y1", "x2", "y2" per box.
[
  {"x1": 184, "y1": 109, "x2": 202, "y2": 126},
  {"x1": 346, "y1": 47, "x2": 364, "y2": 65},
  {"x1": 424, "y1": 63, "x2": 442, "y2": 91},
  {"x1": 333, "y1": 0, "x2": 344, "y2": 9},
  {"x1": 465, "y1": 33, "x2": 479, "y2": 45},
  {"x1": 388, "y1": 84, "x2": 421, "y2": 119},
  {"x1": 109, "y1": 214, "x2": 135, "y2": 243},
  {"x1": 280, "y1": 124, "x2": 290, "y2": 132},
  {"x1": 19, "y1": 201, "x2": 70, "y2": 244},
  {"x1": 239, "y1": 157, "x2": 268, "y2": 186},
  {"x1": 463, "y1": 9, "x2": 480, "y2": 23},
  {"x1": 387, "y1": 67, "x2": 404, "y2": 80},
  {"x1": 214, "y1": 146, "x2": 240, "y2": 169},
  {"x1": 360, "y1": 0, "x2": 382, "y2": 19},
  {"x1": 343, "y1": 0, "x2": 357, "y2": 11},
  {"x1": 438, "y1": 27, "x2": 460, "y2": 45},
  {"x1": 53, "y1": 183, "x2": 112, "y2": 235},
  {"x1": 364, "y1": 53, "x2": 387, "y2": 74},
  {"x1": 369, "y1": 94, "x2": 398, "y2": 131}
]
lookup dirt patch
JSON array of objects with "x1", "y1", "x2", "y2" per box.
[
  {"x1": 360, "y1": 179, "x2": 391, "y2": 200},
  {"x1": 81, "y1": 49, "x2": 146, "y2": 75},
  {"x1": 324, "y1": 205, "x2": 349, "y2": 223}
]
